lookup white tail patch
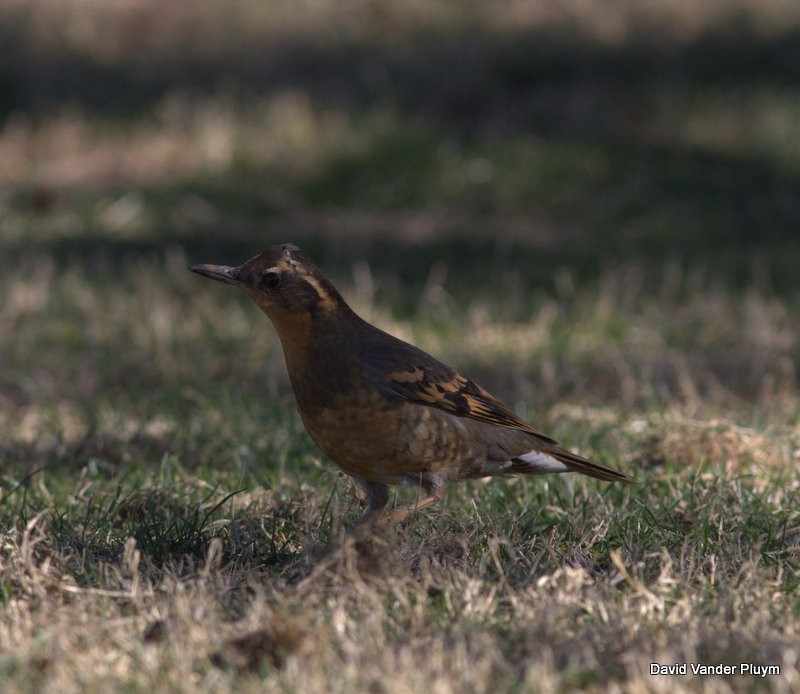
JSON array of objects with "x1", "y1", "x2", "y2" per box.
[{"x1": 515, "y1": 450, "x2": 569, "y2": 473}]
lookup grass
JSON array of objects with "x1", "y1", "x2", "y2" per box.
[{"x1": 2, "y1": 0, "x2": 800, "y2": 692}]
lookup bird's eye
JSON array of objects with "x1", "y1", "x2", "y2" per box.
[{"x1": 262, "y1": 271, "x2": 281, "y2": 289}]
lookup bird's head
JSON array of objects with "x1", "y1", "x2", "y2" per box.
[{"x1": 190, "y1": 244, "x2": 349, "y2": 321}]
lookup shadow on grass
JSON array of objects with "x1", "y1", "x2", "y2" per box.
[
  {"x1": 1, "y1": 9, "x2": 799, "y2": 399},
  {"x1": 3, "y1": 17, "x2": 800, "y2": 128},
  {"x1": 2, "y1": 14, "x2": 800, "y2": 290}
]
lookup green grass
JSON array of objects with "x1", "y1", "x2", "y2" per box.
[{"x1": 2, "y1": 1, "x2": 800, "y2": 692}]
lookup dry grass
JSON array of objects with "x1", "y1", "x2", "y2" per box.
[
  {"x1": 2, "y1": 0, "x2": 800, "y2": 692},
  {"x1": 2, "y1": 489, "x2": 799, "y2": 693},
  {"x1": 2, "y1": 252, "x2": 798, "y2": 691}
]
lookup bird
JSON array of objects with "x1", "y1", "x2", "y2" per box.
[{"x1": 190, "y1": 244, "x2": 630, "y2": 524}]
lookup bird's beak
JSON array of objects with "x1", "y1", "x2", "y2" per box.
[{"x1": 189, "y1": 263, "x2": 240, "y2": 286}]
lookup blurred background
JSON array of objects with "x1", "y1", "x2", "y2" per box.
[{"x1": 2, "y1": 0, "x2": 799, "y2": 477}]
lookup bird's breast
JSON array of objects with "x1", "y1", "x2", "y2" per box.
[{"x1": 297, "y1": 388, "x2": 481, "y2": 484}]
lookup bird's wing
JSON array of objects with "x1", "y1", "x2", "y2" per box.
[
  {"x1": 365, "y1": 334, "x2": 557, "y2": 443},
  {"x1": 364, "y1": 330, "x2": 631, "y2": 483}
]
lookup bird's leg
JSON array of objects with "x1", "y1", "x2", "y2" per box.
[
  {"x1": 351, "y1": 478, "x2": 389, "y2": 525},
  {"x1": 388, "y1": 477, "x2": 445, "y2": 523}
]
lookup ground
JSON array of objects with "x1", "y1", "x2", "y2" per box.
[{"x1": 1, "y1": 1, "x2": 799, "y2": 692}]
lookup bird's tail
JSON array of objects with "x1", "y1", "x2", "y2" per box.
[{"x1": 511, "y1": 444, "x2": 631, "y2": 482}]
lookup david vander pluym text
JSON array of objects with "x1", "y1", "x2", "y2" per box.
[{"x1": 650, "y1": 663, "x2": 780, "y2": 677}]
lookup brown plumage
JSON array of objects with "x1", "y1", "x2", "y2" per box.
[{"x1": 190, "y1": 244, "x2": 630, "y2": 524}]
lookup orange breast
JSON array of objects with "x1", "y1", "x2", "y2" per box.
[{"x1": 298, "y1": 389, "x2": 480, "y2": 484}]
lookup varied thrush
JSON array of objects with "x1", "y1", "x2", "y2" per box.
[{"x1": 191, "y1": 244, "x2": 630, "y2": 524}]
